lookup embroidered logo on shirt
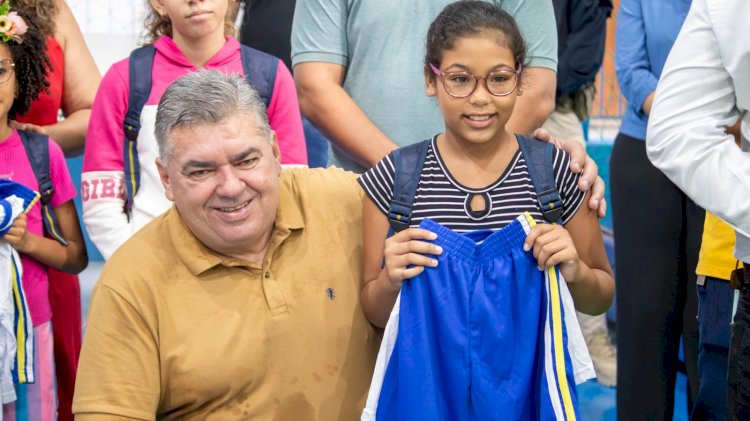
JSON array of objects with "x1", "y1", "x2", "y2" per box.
[{"x1": 326, "y1": 288, "x2": 336, "y2": 300}]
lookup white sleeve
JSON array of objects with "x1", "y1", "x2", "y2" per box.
[
  {"x1": 81, "y1": 171, "x2": 133, "y2": 260},
  {"x1": 646, "y1": 0, "x2": 750, "y2": 237}
]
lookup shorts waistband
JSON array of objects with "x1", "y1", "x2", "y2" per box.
[{"x1": 418, "y1": 215, "x2": 530, "y2": 263}]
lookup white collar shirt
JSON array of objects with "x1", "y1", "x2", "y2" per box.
[{"x1": 647, "y1": 0, "x2": 750, "y2": 260}]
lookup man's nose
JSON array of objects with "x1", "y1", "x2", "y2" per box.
[{"x1": 215, "y1": 167, "x2": 246, "y2": 197}]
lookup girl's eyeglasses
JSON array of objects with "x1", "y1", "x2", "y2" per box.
[{"x1": 429, "y1": 63, "x2": 522, "y2": 98}]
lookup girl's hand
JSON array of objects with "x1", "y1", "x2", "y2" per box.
[
  {"x1": 9, "y1": 120, "x2": 48, "y2": 135},
  {"x1": 524, "y1": 223, "x2": 581, "y2": 283},
  {"x1": 383, "y1": 228, "x2": 442, "y2": 289},
  {"x1": 1, "y1": 213, "x2": 30, "y2": 253}
]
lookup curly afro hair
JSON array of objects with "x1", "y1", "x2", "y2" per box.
[{"x1": 6, "y1": 9, "x2": 50, "y2": 119}]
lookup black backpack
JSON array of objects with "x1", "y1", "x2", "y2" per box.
[
  {"x1": 387, "y1": 136, "x2": 564, "y2": 233},
  {"x1": 18, "y1": 130, "x2": 67, "y2": 244}
]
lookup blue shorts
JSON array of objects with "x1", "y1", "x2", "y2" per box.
[{"x1": 363, "y1": 214, "x2": 593, "y2": 420}]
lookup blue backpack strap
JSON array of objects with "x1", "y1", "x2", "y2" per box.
[
  {"x1": 18, "y1": 130, "x2": 68, "y2": 245},
  {"x1": 388, "y1": 139, "x2": 431, "y2": 232},
  {"x1": 240, "y1": 44, "x2": 277, "y2": 108},
  {"x1": 123, "y1": 45, "x2": 155, "y2": 220},
  {"x1": 517, "y1": 136, "x2": 564, "y2": 223}
]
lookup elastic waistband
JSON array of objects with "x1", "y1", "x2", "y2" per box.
[{"x1": 418, "y1": 215, "x2": 531, "y2": 263}]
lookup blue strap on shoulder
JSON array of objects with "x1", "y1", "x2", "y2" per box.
[
  {"x1": 18, "y1": 130, "x2": 68, "y2": 245},
  {"x1": 388, "y1": 139, "x2": 431, "y2": 233},
  {"x1": 123, "y1": 45, "x2": 154, "y2": 221},
  {"x1": 516, "y1": 136, "x2": 564, "y2": 223},
  {"x1": 239, "y1": 44, "x2": 277, "y2": 108}
]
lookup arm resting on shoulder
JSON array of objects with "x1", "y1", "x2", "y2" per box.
[
  {"x1": 294, "y1": 61, "x2": 398, "y2": 168},
  {"x1": 49, "y1": 0, "x2": 100, "y2": 156},
  {"x1": 507, "y1": 67, "x2": 556, "y2": 136},
  {"x1": 74, "y1": 283, "x2": 160, "y2": 418}
]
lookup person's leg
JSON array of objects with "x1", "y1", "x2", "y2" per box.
[
  {"x1": 611, "y1": 133, "x2": 684, "y2": 420},
  {"x1": 691, "y1": 277, "x2": 733, "y2": 420},
  {"x1": 2, "y1": 321, "x2": 57, "y2": 421},
  {"x1": 47, "y1": 269, "x2": 82, "y2": 421},
  {"x1": 302, "y1": 115, "x2": 329, "y2": 168},
  {"x1": 728, "y1": 285, "x2": 750, "y2": 420},
  {"x1": 541, "y1": 107, "x2": 586, "y2": 145},
  {"x1": 682, "y1": 197, "x2": 705, "y2": 411}
]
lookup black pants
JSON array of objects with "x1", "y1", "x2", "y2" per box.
[
  {"x1": 610, "y1": 133, "x2": 703, "y2": 420},
  {"x1": 728, "y1": 278, "x2": 750, "y2": 420}
]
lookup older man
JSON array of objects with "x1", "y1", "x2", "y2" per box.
[{"x1": 73, "y1": 70, "x2": 379, "y2": 419}]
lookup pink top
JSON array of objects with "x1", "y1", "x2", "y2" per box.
[
  {"x1": 83, "y1": 36, "x2": 307, "y2": 173},
  {"x1": 0, "y1": 130, "x2": 77, "y2": 325}
]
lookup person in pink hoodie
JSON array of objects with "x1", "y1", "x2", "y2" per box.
[{"x1": 81, "y1": 0, "x2": 307, "y2": 259}]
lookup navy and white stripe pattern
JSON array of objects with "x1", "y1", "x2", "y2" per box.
[{"x1": 358, "y1": 136, "x2": 586, "y2": 230}]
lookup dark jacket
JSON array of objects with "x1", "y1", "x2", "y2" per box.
[{"x1": 553, "y1": 0, "x2": 613, "y2": 97}]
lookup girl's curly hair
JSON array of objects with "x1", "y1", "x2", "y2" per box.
[
  {"x1": 7, "y1": 9, "x2": 51, "y2": 119},
  {"x1": 9, "y1": 0, "x2": 57, "y2": 38},
  {"x1": 143, "y1": 1, "x2": 237, "y2": 45}
]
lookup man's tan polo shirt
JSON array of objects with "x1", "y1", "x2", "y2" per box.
[{"x1": 74, "y1": 168, "x2": 381, "y2": 420}]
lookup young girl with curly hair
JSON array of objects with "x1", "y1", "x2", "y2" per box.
[{"x1": 0, "y1": 3, "x2": 87, "y2": 419}]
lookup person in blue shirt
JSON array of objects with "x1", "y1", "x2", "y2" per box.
[{"x1": 610, "y1": 0, "x2": 702, "y2": 419}]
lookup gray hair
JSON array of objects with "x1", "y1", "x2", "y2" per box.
[{"x1": 154, "y1": 70, "x2": 273, "y2": 163}]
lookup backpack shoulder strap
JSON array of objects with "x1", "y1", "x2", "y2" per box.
[
  {"x1": 516, "y1": 135, "x2": 564, "y2": 223},
  {"x1": 123, "y1": 44, "x2": 156, "y2": 219},
  {"x1": 18, "y1": 130, "x2": 68, "y2": 244},
  {"x1": 388, "y1": 139, "x2": 431, "y2": 232},
  {"x1": 240, "y1": 44, "x2": 277, "y2": 108}
]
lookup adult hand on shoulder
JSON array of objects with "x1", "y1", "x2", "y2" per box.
[
  {"x1": 9, "y1": 120, "x2": 49, "y2": 136},
  {"x1": 532, "y1": 128, "x2": 607, "y2": 218},
  {"x1": 1, "y1": 213, "x2": 30, "y2": 253},
  {"x1": 382, "y1": 228, "x2": 442, "y2": 289},
  {"x1": 524, "y1": 223, "x2": 581, "y2": 283}
]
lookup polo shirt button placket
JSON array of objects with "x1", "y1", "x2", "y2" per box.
[{"x1": 261, "y1": 269, "x2": 289, "y2": 316}]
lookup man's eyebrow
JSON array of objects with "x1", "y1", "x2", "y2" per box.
[
  {"x1": 181, "y1": 160, "x2": 215, "y2": 172},
  {"x1": 180, "y1": 147, "x2": 262, "y2": 172},
  {"x1": 230, "y1": 147, "x2": 261, "y2": 163}
]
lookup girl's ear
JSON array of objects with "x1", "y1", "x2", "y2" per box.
[
  {"x1": 424, "y1": 72, "x2": 437, "y2": 97},
  {"x1": 149, "y1": 0, "x2": 166, "y2": 17}
]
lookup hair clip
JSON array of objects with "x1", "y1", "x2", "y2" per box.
[{"x1": 0, "y1": 0, "x2": 27, "y2": 44}]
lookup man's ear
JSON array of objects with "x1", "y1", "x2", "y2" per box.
[
  {"x1": 156, "y1": 157, "x2": 174, "y2": 202},
  {"x1": 270, "y1": 131, "x2": 281, "y2": 161}
]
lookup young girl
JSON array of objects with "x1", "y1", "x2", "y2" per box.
[
  {"x1": 82, "y1": 0, "x2": 308, "y2": 260},
  {"x1": 359, "y1": 2, "x2": 614, "y2": 419},
  {"x1": 0, "y1": 4, "x2": 87, "y2": 419}
]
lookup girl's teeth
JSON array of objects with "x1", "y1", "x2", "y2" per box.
[{"x1": 469, "y1": 115, "x2": 490, "y2": 121}]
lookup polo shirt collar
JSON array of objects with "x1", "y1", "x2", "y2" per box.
[{"x1": 275, "y1": 178, "x2": 304, "y2": 232}]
